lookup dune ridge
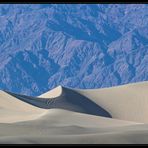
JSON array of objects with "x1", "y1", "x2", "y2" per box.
[{"x1": 0, "y1": 81, "x2": 148, "y2": 143}]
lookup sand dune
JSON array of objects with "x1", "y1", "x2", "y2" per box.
[
  {"x1": 0, "y1": 90, "x2": 47, "y2": 123},
  {"x1": 0, "y1": 81, "x2": 148, "y2": 143},
  {"x1": 75, "y1": 81, "x2": 148, "y2": 123}
]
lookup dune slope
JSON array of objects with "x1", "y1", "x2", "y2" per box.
[
  {"x1": 75, "y1": 81, "x2": 148, "y2": 123},
  {"x1": 5, "y1": 87, "x2": 111, "y2": 118}
]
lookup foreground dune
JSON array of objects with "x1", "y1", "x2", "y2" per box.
[
  {"x1": 75, "y1": 81, "x2": 148, "y2": 123},
  {"x1": 0, "y1": 81, "x2": 148, "y2": 143}
]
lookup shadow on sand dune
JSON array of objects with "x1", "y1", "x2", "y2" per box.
[{"x1": 4, "y1": 87, "x2": 111, "y2": 118}]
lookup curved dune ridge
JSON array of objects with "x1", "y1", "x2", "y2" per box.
[{"x1": 1, "y1": 81, "x2": 148, "y2": 143}]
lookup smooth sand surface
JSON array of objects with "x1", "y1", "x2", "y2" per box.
[
  {"x1": 0, "y1": 81, "x2": 148, "y2": 144},
  {"x1": 75, "y1": 81, "x2": 148, "y2": 123}
]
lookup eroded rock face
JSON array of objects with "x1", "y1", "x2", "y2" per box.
[{"x1": 0, "y1": 4, "x2": 148, "y2": 96}]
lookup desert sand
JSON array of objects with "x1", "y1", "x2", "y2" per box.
[{"x1": 1, "y1": 81, "x2": 148, "y2": 144}]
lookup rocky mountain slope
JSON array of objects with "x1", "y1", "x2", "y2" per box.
[{"x1": 0, "y1": 4, "x2": 148, "y2": 96}]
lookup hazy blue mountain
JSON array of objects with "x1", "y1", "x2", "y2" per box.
[{"x1": 0, "y1": 4, "x2": 148, "y2": 96}]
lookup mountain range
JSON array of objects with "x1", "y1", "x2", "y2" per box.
[{"x1": 0, "y1": 4, "x2": 148, "y2": 96}]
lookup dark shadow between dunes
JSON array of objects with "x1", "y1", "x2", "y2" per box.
[{"x1": 4, "y1": 87, "x2": 111, "y2": 118}]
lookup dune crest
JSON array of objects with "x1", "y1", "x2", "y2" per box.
[{"x1": 38, "y1": 86, "x2": 63, "y2": 98}]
